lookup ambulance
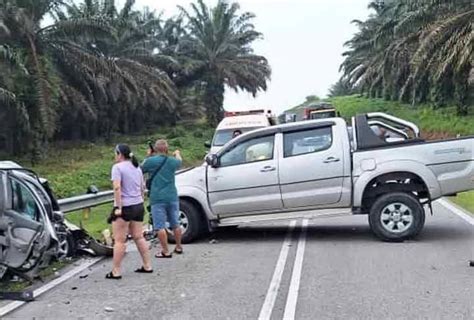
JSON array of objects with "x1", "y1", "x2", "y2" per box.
[{"x1": 205, "y1": 109, "x2": 274, "y2": 154}]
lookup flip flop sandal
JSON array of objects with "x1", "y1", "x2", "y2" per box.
[
  {"x1": 134, "y1": 266, "x2": 153, "y2": 273},
  {"x1": 174, "y1": 248, "x2": 184, "y2": 254},
  {"x1": 155, "y1": 251, "x2": 172, "y2": 258},
  {"x1": 105, "y1": 271, "x2": 122, "y2": 280}
]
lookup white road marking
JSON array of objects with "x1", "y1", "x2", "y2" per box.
[
  {"x1": 0, "y1": 257, "x2": 103, "y2": 317},
  {"x1": 438, "y1": 199, "x2": 474, "y2": 226},
  {"x1": 283, "y1": 219, "x2": 309, "y2": 320},
  {"x1": 258, "y1": 220, "x2": 296, "y2": 320}
]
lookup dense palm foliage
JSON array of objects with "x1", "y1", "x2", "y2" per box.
[
  {"x1": 340, "y1": 0, "x2": 473, "y2": 114},
  {"x1": 0, "y1": 0, "x2": 270, "y2": 156},
  {"x1": 328, "y1": 79, "x2": 354, "y2": 98}
]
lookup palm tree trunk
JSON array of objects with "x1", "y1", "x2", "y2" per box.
[
  {"x1": 204, "y1": 78, "x2": 224, "y2": 127},
  {"x1": 26, "y1": 33, "x2": 53, "y2": 159}
]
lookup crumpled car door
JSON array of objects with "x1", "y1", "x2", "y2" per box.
[
  {"x1": 1, "y1": 174, "x2": 51, "y2": 272},
  {"x1": 0, "y1": 171, "x2": 9, "y2": 272}
]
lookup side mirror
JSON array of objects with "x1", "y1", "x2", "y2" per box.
[
  {"x1": 204, "y1": 141, "x2": 211, "y2": 148},
  {"x1": 205, "y1": 154, "x2": 219, "y2": 168},
  {"x1": 52, "y1": 210, "x2": 65, "y2": 222}
]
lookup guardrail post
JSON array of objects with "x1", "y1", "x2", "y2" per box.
[{"x1": 83, "y1": 207, "x2": 91, "y2": 220}]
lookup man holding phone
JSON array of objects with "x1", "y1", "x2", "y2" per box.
[{"x1": 142, "y1": 139, "x2": 183, "y2": 258}]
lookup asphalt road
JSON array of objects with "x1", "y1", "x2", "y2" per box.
[{"x1": 3, "y1": 202, "x2": 473, "y2": 320}]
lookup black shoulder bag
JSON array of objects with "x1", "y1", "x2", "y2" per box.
[{"x1": 145, "y1": 156, "x2": 169, "y2": 215}]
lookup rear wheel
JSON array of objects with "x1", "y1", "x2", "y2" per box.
[
  {"x1": 368, "y1": 192, "x2": 425, "y2": 242},
  {"x1": 167, "y1": 200, "x2": 203, "y2": 244}
]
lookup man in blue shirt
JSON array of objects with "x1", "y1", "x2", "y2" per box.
[{"x1": 142, "y1": 139, "x2": 183, "y2": 258}]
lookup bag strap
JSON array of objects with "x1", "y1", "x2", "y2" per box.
[{"x1": 148, "y1": 156, "x2": 169, "y2": 188}]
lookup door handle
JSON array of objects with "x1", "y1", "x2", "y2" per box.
[
  {"x1": 260, "y1": 166, "x2": 276, "y2": 172},
  {"x1": 324, "y1": 157, "x2": 340, "y2": 163}
]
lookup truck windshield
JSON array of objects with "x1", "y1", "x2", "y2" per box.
[
  {"x1": 310, "y1": 111, "x2": 336, "y2": 119},
  {"x1": 212, "y1": 127, "x2": 262, "y2": 146}
]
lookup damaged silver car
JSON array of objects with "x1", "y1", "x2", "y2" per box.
[
  {"x1": 0, "y1": 161, "x2": 78, "y2": 280},
  {"x1": 0, "y1": 161, "x2": 58, "y2": 279}
]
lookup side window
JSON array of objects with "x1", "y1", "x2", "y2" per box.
[
  {"x1": 220, "y1": 135, "x2": 274, "y2": 167},
  {"x1": 10, "y1": 179, "x2": 40, "y2": 221},
  {"x1": 284, "y1": 127, "x2": 333, "y2": 157}
]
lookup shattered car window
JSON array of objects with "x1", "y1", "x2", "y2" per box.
[{"x1": 11, "y1": 179, "x2": 40, "y2": 221}]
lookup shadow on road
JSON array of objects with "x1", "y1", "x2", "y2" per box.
[{"x1": 198, "y1": 223, "x2": 473, "y2": 244}]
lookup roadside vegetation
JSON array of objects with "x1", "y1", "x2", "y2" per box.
[
  {"x1": 10, "y1": 123, "x2": 212, "y2": 239},
  {"x1": 330, "y1": 95, "x2": 474, "y2": 138},
  {"x1": 47, "y1": 123, "x2": 213, "y2": 239},
  {"x1": 12, "y1": 123, "x2": 213, "y2": 199},
  {"x1": 0, "y1": 0, "x2": 270, "y2": 159},
  {"x1": 338, "y1": 0, "x2": 473, "y2": 116}
]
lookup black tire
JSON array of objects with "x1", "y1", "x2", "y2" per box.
[
  {"x1": 167, "y1": 199, "x2": 202, "y2": 244},
  {"x1": 368, "y1": 192, "x2": 425, "y2": 242}
]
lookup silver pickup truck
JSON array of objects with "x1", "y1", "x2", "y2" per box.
[{"x1": 174, "y1": 113, "x2": 474, "y2": 243}]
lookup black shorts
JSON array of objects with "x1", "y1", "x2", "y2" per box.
[{"x1": 120, "y1": 203, "x2": 145, "y2": 222}]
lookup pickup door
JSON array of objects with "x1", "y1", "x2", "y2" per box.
[
  {"x1": 278, "y1": 124, "x2": 347, "y2": 208},
  {"x1": 207, "y1": 134, "x2": 283, "y2": 216}
]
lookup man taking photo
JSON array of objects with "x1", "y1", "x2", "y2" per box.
[{"x1": 142, "y1": 139, "x2": 183, "y2": 258}]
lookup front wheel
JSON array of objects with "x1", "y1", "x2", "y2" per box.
[
  {"x1": 56, "y1": 229, "x2": 76, "y2": 259},
  {"x1": 368, "y1": 192, "x2": 425, "y2": 242},
  {"x1": 167, "y1": 200, "x2": 203, "y2": 244}
]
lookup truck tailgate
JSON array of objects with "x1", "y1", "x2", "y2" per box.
[
  {"x1": 353, "y1": 137, "x2": 474, "y2": 198},
  {"x1": 427, "y1": 138, "x2": 474, "y2": 195}
]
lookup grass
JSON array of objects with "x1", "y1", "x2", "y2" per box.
[
  {"x1": 13, "y1": 123, "x2": 213, "y2": 236},
  {"x1": 5, "y1": 124, "x2": 214, "y2": 198},
  {"x1": 66, "y1": 204, "x2": 114, "y2": 239},
  {"x1": 451, "y1": 193, "x2": 474, "y2": 214},
  {"x1": 329, "y1": 95, "x2": 474, "y2": 137},
  {"x1": 329, "y1": 95, "x2": 474, "y2": 215},
  {"x1": 66, "y1": 203, "x2": 150, "y2": 239}
]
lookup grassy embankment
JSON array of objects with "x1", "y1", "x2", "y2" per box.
[{"x1": 6, "y1": 124, "x2": 214, "y2": 238}]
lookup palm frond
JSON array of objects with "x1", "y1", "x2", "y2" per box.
[
  {"x1": 0, "y1": 87, "x2": 17, "y2": 106},
  {"x1": 41, "y1": 17, "x2": 117, "y2": 41}
]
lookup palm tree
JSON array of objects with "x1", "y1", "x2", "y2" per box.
[
  {"x1": 54, "y1": 0, "x2": 179, "y2": 137},
  {"x1": 0, "y1": 0, "x2": 124, "y2": 154},
  {"x1": 340, "y1": 0, "x2": 473, "y2": 114},
  {"x1": 328, "y1": 79, "x2": 354, "y2": 98},
  {"x1": 179, "y1": 0, "x2": 271, "y2": 126},
  {"x1": 0, "y1": 43, "x2": 30, "y2": 153}
]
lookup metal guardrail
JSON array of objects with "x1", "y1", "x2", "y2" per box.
[
  {"x1": 56, "y1": 168, "x2": 193, "y2": 214},
  {"x1": 58, "y1": 191, "x2": 114, "y2": 213}
]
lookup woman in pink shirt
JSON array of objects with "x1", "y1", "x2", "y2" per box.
[{"x1": 106, "y1": 144, "x2": 152, "y2": 279}]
